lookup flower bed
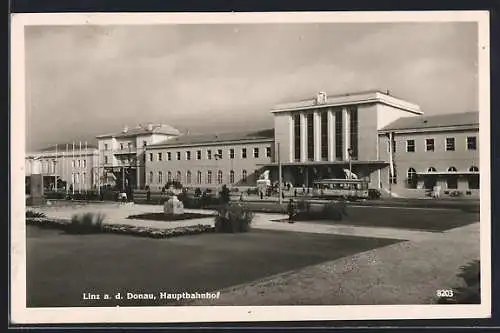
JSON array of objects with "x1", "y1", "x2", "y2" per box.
[
  {"x1": 26, "y1": 217, "x2": 214, "y2": 239},
  {"x1": 127, "y1": 212, "x2": 213, "y2": 222}
]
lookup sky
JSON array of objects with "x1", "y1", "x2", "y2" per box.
[{"x1": 25, "y1": 21, "x2": 478, "y2": 151}]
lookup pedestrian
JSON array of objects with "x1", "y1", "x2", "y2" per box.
[
  {"x1": 146, "y1": 186, "x2": 151, "y2": 203},
  {"x1": 260, "y1": 191, "x2": 264, "y2": 200},
  {"x1": 287, "y1": 199, "x2": 295, "y2": 224},
  {"x1": 282, "y1": 191, "x2": 285, "y2": 200},
  {"x1": 294, "y1": 189, "x2": 297, "y2": 197}
]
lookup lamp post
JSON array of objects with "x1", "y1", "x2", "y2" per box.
[
  {"x1": 277, "y1": 141, "x2": 282, "y2": 205},
  {"x1": 214, "y1": 152, "x2": 222, "y2": 197}
]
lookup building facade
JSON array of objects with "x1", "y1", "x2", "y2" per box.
[
  {"x1": 95, "y1": 123, "x2": 181, "y2": 192},
  {"x1": 266, "y1": 90, "x2": 422, "y2": 189},
  {"x1": 378, "y1": 112, "x2": 479, "y2": 197},
  {"x1": 25, "y1": 143, "x2": 98, "y2": 192},
  {"x1": 25, "y1": 90, "x2": 481, "y2": 199},
  {"x1": 145, "y1": 131, "x2": 274, "y2": 191}
]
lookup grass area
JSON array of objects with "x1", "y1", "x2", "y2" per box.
[
  {"x1": 26, "y1": 225, "x2": 399, "y2": 307},
  {"x1": 273, "y1": 206, "x2": 479, "y2": 232},
  {"x1": 127, "y1": 212, "x2": 214, "y2": 221}
]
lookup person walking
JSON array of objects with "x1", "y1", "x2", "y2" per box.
[{"x1": 287, "y1": 199, "x2": 295, "y2": 224}]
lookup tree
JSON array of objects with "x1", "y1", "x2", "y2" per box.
[{"x1": 220, "y1": 184, "x2": 230, "y2": 204}]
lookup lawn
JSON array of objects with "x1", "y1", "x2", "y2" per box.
[
  {"x1": 26, "y1": 225, "x2": 399, "y2": 307},
  {"x1": 127, "y1": 212, "x2": 214, "y2": 222},
  {"x1": 273, "y1": 206, "x2": 479, "y2": 232}
]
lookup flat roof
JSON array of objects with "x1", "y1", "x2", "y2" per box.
[{"x1": 271, "y1": 90, "x2": 422, "y2": 115}]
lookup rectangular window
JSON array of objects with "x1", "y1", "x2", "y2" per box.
[
  {"x1": 217, "y1": 149, "x2": 223, "y2": 159},
  {"x1": 186, "y1": 151, "x2": 191, "y2": 160},
  {"x1": 158, "y1": 153, "x2": 162, "y2": 161},
  {"x1": 253, "y1": 148, "x2": 259, "y2": 158},
  {"x1": 446, "y1": 137, "x2": 455, "y2": 151},
  {"x1": 207, "y1": 150, "x2": 212, "y2": 160},
  {"x1": 425, "y1": 138, "x2": 435, "y2": 152},
  {"x1": 196, "y1": 150, "x2": 201, "y2": 160},
  {"x1": 207, "y1": 171, "x2": 212, "y2": 184},
  {"x1": 176, "y1": 152, "x2": 181, "y2": 160},
  {"x1": 335, "y1": 110, "x2": 343, "y2": 159},
  {"x1": 406, "y1": 139, "x2": 415, "y2": 152},
  {"x1": 241, "y1": 148, "x2": 247, "y2": 159},
  {"x1": 307, "y1": 113, "x2": 314, "y2": 160},
  {"x1": 467, "y1": 136, "x2": 477, "y2": 150},
  {"x1": 293, "y1": 114, "x2": 301, "y2": 161},
  {"x1": 321, "y1": 111, "x2": 328, "y2": 160},
  {"x1": 266, "y1": 147, "x2": 271, "y2": 158},
  {"x1": 197, "y1": 171, "x2": 202, "y2": 184},
  {"x1": 230, "y1": 148, "x2": 235, "y2": 159},
  {"x1": 120, "y1": 143, "x2": 124, "y2": 150},
  {"x1": 158, "y1": 171, "x2": 163, "y2": 184},
  {"x1": 104, "y1": 144, "x2": 108, "y2": 151},
  {"x1": 167, "y1": 152, "x2": 172, "y2": 161},
  {"x1": 149, "y1": 153, "x2": 153, "y2": 162},
  {"x1": 83, "y1": 160, "x2": 86, "y2": 168},
  {"x1": 104, "y1": 156, "x2": 108, "y2": 164},
  {"x1": 349, "y1": 106, "x2": 358, "y2": 159}
]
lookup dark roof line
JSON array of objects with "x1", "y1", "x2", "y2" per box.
[{"x1": 381, "y1": 111, "x2": 479, "y2": 131}]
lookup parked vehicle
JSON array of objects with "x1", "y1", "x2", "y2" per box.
[{"x1": 311, "y1": 178, "x2": 369, "y2": 200}]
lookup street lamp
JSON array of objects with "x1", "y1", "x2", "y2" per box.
[{"x1": 214, "y1": 152, "x2": 222, "y2": 197}]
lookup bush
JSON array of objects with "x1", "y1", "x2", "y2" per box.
[
  {"x1": 26, "y1": 210, "x2": 46, "y2": 218},
  {"x1": 368, "y1": 189, "x2": 381, "y2": 200},
  {"x1": 44, "y1": 191, "x2": 66, "y2": 200},
  {"x1": 437, "y1": 260, "x2": 480, "y2": 304},
  {"x1": 214, "y1": 204, "x2": 254, "y2": 233},
  {"x1": 246, "y1": 187, "x2": 259, "y2": 196},
  {"x1": 66, "y1": 212, "x2": 106, "y2": 234}
]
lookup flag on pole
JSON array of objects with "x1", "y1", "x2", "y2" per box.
[{"x1": 55, "y1": 144, "x2": 58, "y2": 190}]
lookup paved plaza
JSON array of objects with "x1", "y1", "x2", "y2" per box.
[{"x1": 26, "y1": 202, "x2": 480, "y2": 306}]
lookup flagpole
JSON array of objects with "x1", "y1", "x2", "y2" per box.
[
  {"x1": 85, "y1": 141, "x2": 88, "y2": 191},
  {"x1": 65, "y1": 144, "x2": 68, "y2": 195},
  {"x1": 79, "y1": 141, "x2": 82, "y2": 193},
  {"x1": 388, "y1": 132, "x2": 393, "y2": 194},
  {"x1": 55, "y1": 144, "x2": 58, "y2": 191},
  {"x1": 72, "y1": 141, "x2": 75, "y2": 195}
]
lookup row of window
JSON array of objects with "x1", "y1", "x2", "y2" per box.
[
  {"x1": 103, "y1": 140, "x2": 150, "y2": 151},
  {"x1": 148, "y1": 169, "x2": 254, "y2": 185},
  {"x1": 389, "y1": 166, "x2": 480, "y2": 189},
  {"x1": 71, "y1": 172, "x2": 87, "y2": 184},
  {"x1": 32, "y1": 159, "x2": 87, "y2": 173},
  {"x1": 149, "y1": 146, "x2": 272, "y2": 162},
  {"x1": 395, "y1": 136, "x2": 477, "y2": 153}
]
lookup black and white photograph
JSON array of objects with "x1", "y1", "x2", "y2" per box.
[{"x1": 10, "y1": 11, "x2": 491, "y2": 324}]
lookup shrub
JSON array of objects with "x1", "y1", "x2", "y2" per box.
[
  {"x1": 44, "y1": 191, "x2": 66, "y2": 200},
  {"x1": 368, "y1": 189, "x2": 381, "y2": 200},
  {"x1": 214, "y1": 204, "x2": 254, "y2": 233},
  {"x1": 437, "y1": 260, "x2": 480, "y2": 304},
  {"x1": 26, "y1": 210, "x2": 47, "y2": 218},
  {"x1": 66, "y1": 212, "x2": 105, "y2": 234}
]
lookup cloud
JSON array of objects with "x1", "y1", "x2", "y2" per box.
[{"x1": 24, "y1": 22, "x2": 478, "y2": 150}]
